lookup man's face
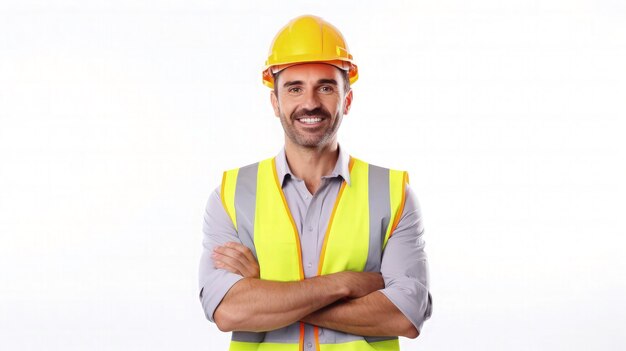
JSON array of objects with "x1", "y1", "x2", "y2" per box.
[{"x1": 271, "y1": 63, "x2": 352, "y2": 149}]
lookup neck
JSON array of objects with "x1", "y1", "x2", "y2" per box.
[{"x1": 284, "y1": 139, "x2": 339, "y2": 194}]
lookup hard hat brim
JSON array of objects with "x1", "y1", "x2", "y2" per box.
[{"x1": 262, "y1": 60, "x2": 358, "y2": 89}]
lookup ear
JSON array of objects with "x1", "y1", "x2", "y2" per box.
[
  {"x1": 270, "y1": 90, "x2": 280, "y2": 117},
  {"x1": 343, "y1": 88, "x2": 353, "y2": 115}
]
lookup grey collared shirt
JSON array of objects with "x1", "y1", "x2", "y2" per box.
[{"x1": 198, "y1": 145, "x2": 432, "y2": 338}]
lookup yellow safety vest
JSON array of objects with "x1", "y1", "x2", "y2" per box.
[{"x1": 220, "y1": 156, "x2": 408, "y2": 351}]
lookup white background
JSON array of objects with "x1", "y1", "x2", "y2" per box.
[{"x1": 1, "y1": 0, "x2": 625, "y2": 350}]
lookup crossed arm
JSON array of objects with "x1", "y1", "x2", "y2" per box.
[
  {"x1": 199, "y1": 186, "x2": 429, "y2": 340},
  {"x1": 212, "y1": 242, "x2": 419, "y2": 338}
]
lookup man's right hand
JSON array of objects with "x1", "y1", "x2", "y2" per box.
[{"x1": 212, "y1": 242, "x2": 260, "y2": 279}]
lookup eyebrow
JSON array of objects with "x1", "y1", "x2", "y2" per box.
[
  {"x1": 282, "y1": 80, "x2": 303, "y2": 88},
  {"x1": 317, "y1": 79, "x2": 338, "y2": 86},
  {"x1": 282, "y1": 78, "x2": 338, "y2": 88}
]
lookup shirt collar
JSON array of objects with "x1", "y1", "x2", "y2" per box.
[{"x1": 275, "y1": 144, "x2": 352, "y2": 187}]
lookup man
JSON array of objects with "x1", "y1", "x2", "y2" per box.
[{"x1": 199, "y1": 14, "x2": 432, "y2": 351}]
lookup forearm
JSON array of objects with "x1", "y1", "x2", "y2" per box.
[
  {"x1": 214, "y1": 274, "x2": 348, "y2": 332},
  {"x1": 301, "y1": 291, "x2": 419, "y2": 338}
]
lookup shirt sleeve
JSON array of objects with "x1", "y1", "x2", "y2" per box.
[
  {"x1": 198, "y1": 186, "x2": 245, "y2": 323},
  {"x1": 378, "y1": 183, "x2": 433, "y2": 332}
]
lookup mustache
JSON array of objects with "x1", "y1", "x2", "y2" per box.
[{"x1": 291, "y1": 107, "x2": 332, "y2": 120}]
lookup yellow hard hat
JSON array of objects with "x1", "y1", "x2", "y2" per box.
[{"x1": 262, "y1": 15, "x2": 359, "y2": 89}]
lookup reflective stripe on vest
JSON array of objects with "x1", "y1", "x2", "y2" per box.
[{"x1": 220, "y1": 156, "x2": 408, "y2": 351}]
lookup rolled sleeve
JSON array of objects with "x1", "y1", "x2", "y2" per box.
[
  {"x1": 379, "y1": 184, "x2": 433, "y2": 332},
  {"x1": 198, "y1": 187, "x2": 245, "y2": 323}
]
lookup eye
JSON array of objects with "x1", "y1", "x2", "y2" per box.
[
  {"x1": 288, "y1": 87, "x2": 303, "y2": 94},
  {"x1": 319, "y1": 85, "x2": 335, "y2": 93}
]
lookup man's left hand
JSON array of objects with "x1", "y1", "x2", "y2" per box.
[{"x1": 212, "y1": 242, "x2": 260, "y2": 279}]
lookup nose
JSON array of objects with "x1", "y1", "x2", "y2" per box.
[{"x1": 301, "y1": 87, "x2": 322, "y2": 111}]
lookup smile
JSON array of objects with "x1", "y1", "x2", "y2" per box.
[{"x1": 298, "y1": 117, "x2": 323, "y2": 125}]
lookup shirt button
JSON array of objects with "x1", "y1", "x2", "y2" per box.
[
  {"x1": 308, "y1": 226, "x2": 313, "y2": 231},
  {"x1": 307, "y1": 342, "x2": 312, "y2": 348},
  {"x1": 307, "y1": 262, "x2": 312, "y2": 268},
  {"x1": 304, "y1": 195, "x2": 309, "y2": 200}
]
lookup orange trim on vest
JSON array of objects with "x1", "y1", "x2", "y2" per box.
[
  {"x1": 272, "y1": 157, "x2": 306, "y2": 351},
  {"x1": 316, "y1": 157, "x2": 355, "y2": 276},
  {"x1": 220, "y1": 171, "x2": 228, "y2": 215},
  {"x1": 314, "y1": 157, "x2": 355, "y2": 349},
  {"x1": 271, "y1": 158, "x2": 305, "y2": 280},
  {"x1": 388, "y1": 171, "x2": 408, "y2": 238},
  {"x1": 299, "y1": 322, "x2": 306, "y2": 351},
  {"x1": 314, "y1": 325, "x2": 321, "y2": 351}
]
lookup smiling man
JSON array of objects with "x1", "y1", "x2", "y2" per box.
[{"x1": 198, "y1": 15, "x2": 432, "y2": 351}]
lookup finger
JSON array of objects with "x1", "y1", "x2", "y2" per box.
[
  {"x1": 218, "y1": 261, "x2": 246, "y2": 276},
  {"x1": 214, "y1": 247, "x2": 259, "y2": 278},
  {"x1": 224, "y1": 242, "x2": 258, "y2": 264},
  {"x1": 212, "y1": 252, "x2": 250, "y2": 277},
  {"x1": 213, "y1": 259, "x2": 242, "y2": 275},
  {"x1": 215, "y1": 245, "x2": 258, "y2": 274},
  {"x1": 214, "y1": 254, "x2": 258, "y2": 278},
  {"x1": 214, "y1": 246, "x2": 248, "y2": 265}
]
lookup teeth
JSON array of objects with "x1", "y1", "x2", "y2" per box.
[{"x1": 299, "y1": 117, "x2": 322, "y2": 124}]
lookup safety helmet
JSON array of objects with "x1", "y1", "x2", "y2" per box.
[{"x1": 262, "y1": 15, "x2": 359, "y2": 89}]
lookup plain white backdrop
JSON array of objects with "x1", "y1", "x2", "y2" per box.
[{"x1": 1, "y1": 0, "x2": 625, "y2": 350}]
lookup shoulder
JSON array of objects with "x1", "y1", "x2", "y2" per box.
[
  {"x1": 403, "y1": 183, "x2": 422, "y2": 216},
  {"x1": 352, "y1": 157, "x2": 408, "y2": 175},
  {"x1": 204, "y1": 185, "x2": 226, "y2": 217},
  {"x1": 354, "y1": 158, "x2": 410, "y2": 192},
  {"x1": 221, "y1": 158, "x2": 268, "y2": 174},
  {"x1": 218, "y1": 156, "x2": 275, "y2": 199},
  {"x1": 219, "y1": 156, "x2": 277, "y2": 184}
]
